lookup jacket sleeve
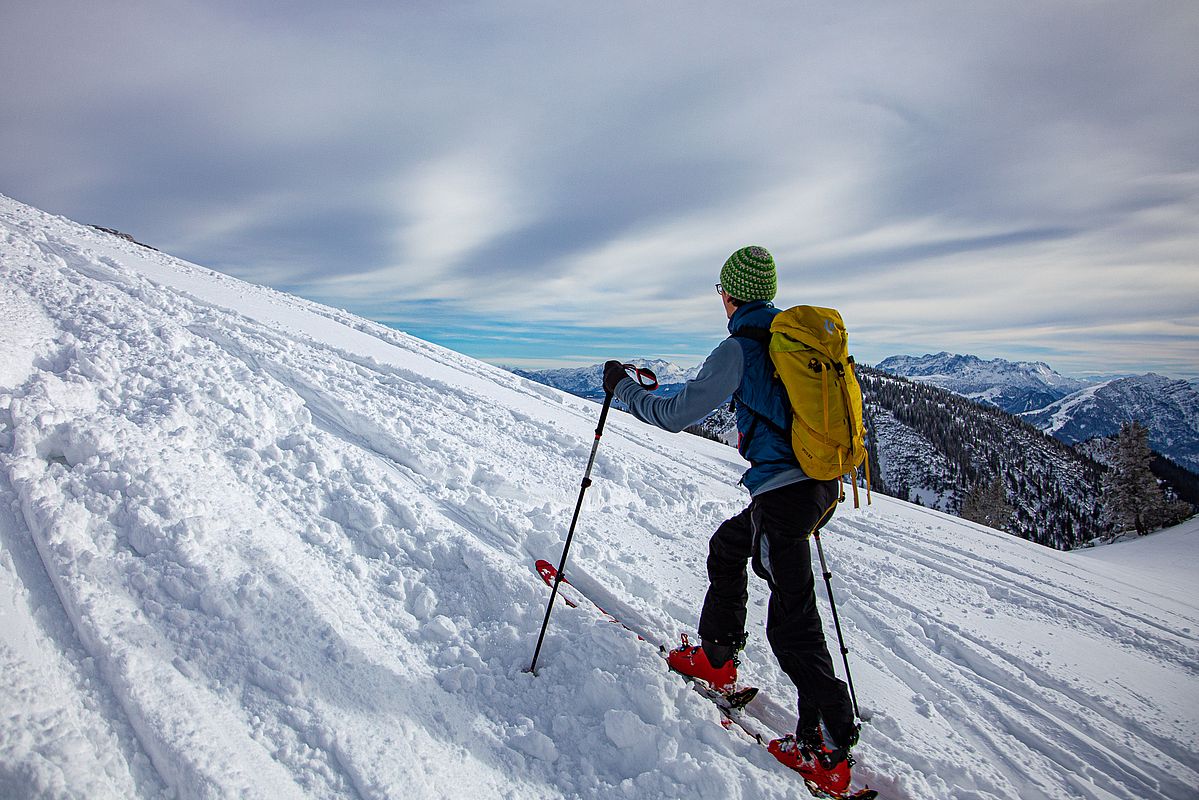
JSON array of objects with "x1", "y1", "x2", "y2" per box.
[{"x1": 613, "y1": 338, "x2": 744, "y2": 433}]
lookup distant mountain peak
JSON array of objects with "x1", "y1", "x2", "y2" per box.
[
  {"x1": 875, "y1": 354, "x2": 1199, "y2": 470},
  {"x1": 874, "y1": 352, "x2": 1090, "y2": 414}
]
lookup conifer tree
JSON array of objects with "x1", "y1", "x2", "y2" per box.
[
  {"x1": 961, "y1": 475, "x2": 1015, "y2": 531},
  {"x1": 1100, "y1": 421, "x2": 1187, "y2": 535}
]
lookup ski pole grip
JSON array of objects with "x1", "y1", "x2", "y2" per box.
[{"x1": 596, "y1": 391, "x2": 614, "y2": 437}]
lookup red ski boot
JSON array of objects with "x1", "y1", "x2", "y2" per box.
[
  {"x1": 665, "y1": 634, "x2": 738, "y2": 694},
  {"x1": 768, "y1": 731, "x2": 853, "y2": 796}
]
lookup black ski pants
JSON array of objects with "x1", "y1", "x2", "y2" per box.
[{"x1": 697, "y1": 478, "x2": 855, "y2": 744}]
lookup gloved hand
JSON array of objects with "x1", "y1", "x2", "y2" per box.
[{"x1": 602, "y1": 360, "x2": 629, "y2": 395}]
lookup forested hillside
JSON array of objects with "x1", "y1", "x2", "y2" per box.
[{"x1": 860, "y1": 368, "x2": 1104, "y2": 549}]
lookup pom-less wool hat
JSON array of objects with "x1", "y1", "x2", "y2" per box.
[{"x1": 720, "y1": 246, "x2": 776, "y2": 302}]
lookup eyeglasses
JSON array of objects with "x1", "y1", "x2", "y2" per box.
[{"x1": 715, "y1": 283, "x2": 724, "y2": 295}]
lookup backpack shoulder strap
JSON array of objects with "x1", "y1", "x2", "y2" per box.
[
  {"x1": 729, "y1": 326, "x2": 772, "y2": 346},
  {"x1": 726, "y1": 328, "x2": 788, "y2": 442}
]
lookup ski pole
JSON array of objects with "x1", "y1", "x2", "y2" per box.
[
  {"x1": 812, "y1": 531, "x2": 861, "y2": 720},
  {"x1": 529, "y1": 365, "x2": 656, "y2": 676},
  {"x1": 528, "y1": 391, "x2": 613, "y2": 675}
]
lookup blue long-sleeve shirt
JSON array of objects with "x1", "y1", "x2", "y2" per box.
[
  {"x1": 613, "y1": 333, "x2": 808, "y2": 496},
  {"x1": 614, "y1": 338, "x2": 742, "y2": 433}
]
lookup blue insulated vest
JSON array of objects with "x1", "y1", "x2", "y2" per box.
[{"x1": 728, "y1": 302, "x2": 800, "y2": 493}]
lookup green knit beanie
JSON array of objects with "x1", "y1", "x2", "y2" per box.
[{"x1": 720, "y1": 246, "x2": 776, "y2": 302}]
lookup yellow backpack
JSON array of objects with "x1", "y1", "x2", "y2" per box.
[{"x1": 768, "y1": 306, "x2": 870, "y2": 504}]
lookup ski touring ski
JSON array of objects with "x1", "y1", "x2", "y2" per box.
[{"x1": 532, "y1": 558, "x2": 878, "y2": 800}]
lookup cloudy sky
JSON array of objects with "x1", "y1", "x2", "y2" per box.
[{"x1": 3, "y1": 1, "x2": 1197, "y2": 378}]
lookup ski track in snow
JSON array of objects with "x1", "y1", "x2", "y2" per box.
[{"x1": 1, "y1": 195, "x2": 1197, "y2": 800}]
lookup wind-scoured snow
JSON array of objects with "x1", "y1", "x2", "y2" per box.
[{"x1": 1, "y1": 194, "x2": 1196, "y2": 800}]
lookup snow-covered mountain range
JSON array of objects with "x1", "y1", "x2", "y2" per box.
[
  {"x1": 1021, "y1": 374, "x2": 1199, "y2": 474},
  {"x1": 2, "y1": 194, "x2": 1197, "y2": 799},
  {"x1": 874, "y1": 352, "x2": 1090, "y2": 414},
  {"x1": 524, "y1": 352, "x2": 1199, "y2": 480},
  {"x1": 874, "y1": 352, "x2": 1199, "y2": 474}
]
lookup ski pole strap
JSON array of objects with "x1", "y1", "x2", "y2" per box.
[{"x1": 623, "y1": 364, "x2": 659, "y2": 391}]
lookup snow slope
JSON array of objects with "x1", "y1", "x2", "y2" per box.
[
  {"x1": 1073, "y1": 517, "x2": 1199, "y2": 600},
  {"x1": 1, "y1": 194, "x2": 1196, "y2": 800}
]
